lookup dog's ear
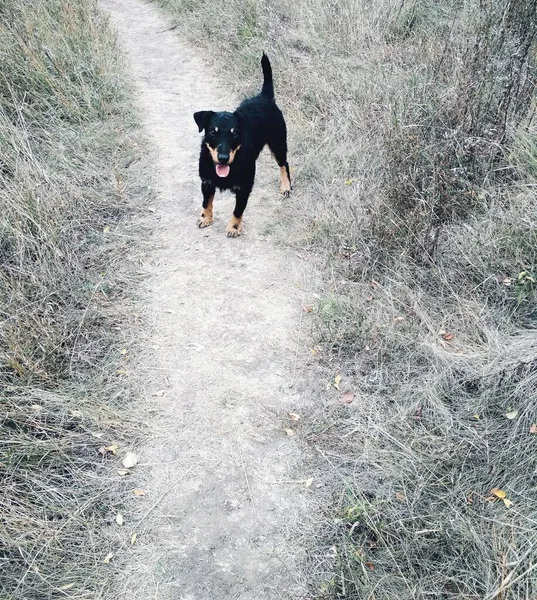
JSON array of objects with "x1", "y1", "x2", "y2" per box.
[
  {"x1": 194, "y1": 111, "x2": 214, "y2": 133},
  {"x1": 234, "y1": 111, "x2": 244, "y2": 128}
]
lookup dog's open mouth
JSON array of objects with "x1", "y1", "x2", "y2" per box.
[{"x1": 215, "y1": 164, "x2": 230, "y2": 178}]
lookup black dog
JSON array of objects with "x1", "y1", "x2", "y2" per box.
[{"x1": 194, "y1": 53, "x2": 291, "y2": 237}]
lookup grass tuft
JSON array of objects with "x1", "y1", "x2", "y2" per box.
[
  {"x1": 0, "y1": 1, "x2": 148, "y2": 596},
  {"x1": 156, "y1": 0, "x2": 537, "y2": 596}
]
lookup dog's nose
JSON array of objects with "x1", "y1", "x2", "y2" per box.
[{"x1": 217, "y1": 152, "x2": 229, "y2": 164}]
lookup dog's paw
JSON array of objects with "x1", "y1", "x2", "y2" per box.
[
  {"x1": 226, "y1": 218, "x2": 243, "y2": 237},
  {"x1": 280, "y1": 187, "x2": 291, "y2": 198},
  {"x1": 197, "y1": 212, "x2": 213, "y2": 228}
]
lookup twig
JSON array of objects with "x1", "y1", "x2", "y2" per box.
[
  {"x1": 484, "y1": 547, "x2": 537, "y2": 600},
  {"x1": 157, "y1": 23, "x2": 179, "y2": 33},
  {"x1": 236, "y1": 436, "x2": 257, "y2": 519}
]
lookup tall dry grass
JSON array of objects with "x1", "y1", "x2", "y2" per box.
[
  {"x1": 156, "y1": 0, "x2": 537, "y2": 597},
  {"x1": 0, "y1": 1, "x2": 148, "y2": 597}
]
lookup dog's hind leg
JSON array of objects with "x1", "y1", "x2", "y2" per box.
[
  {"x1": 267, "y1": 124, "x2": 291, "y2": 198},
  {"x1": 198, "y1": 180, "x2": 215, "y2": 228}
]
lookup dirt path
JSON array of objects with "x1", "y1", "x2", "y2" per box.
[{"x1": 103, "y1": 1, "x2": 315, "y2": 597}]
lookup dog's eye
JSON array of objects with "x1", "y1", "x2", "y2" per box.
[
  {"x1": 232, "y1": 129, "x2": 240, "y2": 138},
  {"x1": 208, "y1": 128, "x2": 218, "y2": 135}
]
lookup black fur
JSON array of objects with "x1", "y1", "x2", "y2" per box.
[{"x1": 193, "y1": 53, "x2": 290, "y2": 236}]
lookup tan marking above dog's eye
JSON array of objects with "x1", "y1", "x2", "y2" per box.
[
  {"x1": 214, "y1": 127, "x2": 218, "y2": 132},
  {"x1": 230, "y1": 128, "x2": 234, "y2": 133}
]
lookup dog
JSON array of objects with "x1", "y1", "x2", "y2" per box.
[{"x1": 193, "y1": 53, "x2": 291, "y2": 237}]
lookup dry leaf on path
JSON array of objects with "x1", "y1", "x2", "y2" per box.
[
  {"x1": 59, "y1": 584, "x2": 75, "y2": 591},
  {"x1": 505, "y1": 410, "x2": 518, "y2": 420},
  {"x1": 116, "y1": 513, "x2": 124, "y2": 526},
  {"x1": 334, "y1": 374, "x2": 342, "y2": 391},
  {"x1": 491, "y1": 488, "x2": 506, "y2": 499},
  {"x1": 305, "y1": 478, "x2": 314, "y2": 488},
  {"x1": 103, "y1": 552, "x2": 114, "y2": 564},
  {"x1": 122, "y1": 452, "x2": 138, "y2": 469},
  {"x1": 131, "y1": 533, "x2": 137, "y2": 545},
  {"x1": 284, "y1": 428, "x2": 295, "y2": 436},
  {"x1": 289, "y1": 413, "x2": 300, "y2": 421},
  {"x1": 133, "y1": 488, "x2": 146, "y2": 496},
  {"x1": 341, "y1": 391, "x2": 354, "y2": 404},
  {"x1": 117, "y1": 469, "x2": 130, "y2": 476},
  {"x1": 530, "y1": 424, "x2": 537, "y2": 434}
]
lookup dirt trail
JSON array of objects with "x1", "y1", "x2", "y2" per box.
[{"x1": 103, "y1": 0, "x2": 315, "y2": 597}]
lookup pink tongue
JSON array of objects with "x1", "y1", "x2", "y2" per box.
[{"x1": 216, "y1": 164, "x2": 230, "y2": 178}]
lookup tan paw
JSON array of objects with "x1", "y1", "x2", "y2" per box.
[
  {"x1": 226, "y1": 217, "x2": 243, "y2": 237},
  {"x1": 197, "y1": 212, "x2": 213, "y2": 228},
  {"x1": 280, "y1": 186, "x2": 291, "y2": 198}
]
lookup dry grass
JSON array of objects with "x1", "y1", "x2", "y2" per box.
[
  {"x1": 155, "y1": 0, "x2": 537, "y2": 598},
  {"x1": 0, "y1": 1, "x2": 149, "y2": 596}
]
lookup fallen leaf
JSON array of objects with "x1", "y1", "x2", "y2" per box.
[
  {"x1": 30, "y1": 404, "x2": 42, "y2": 411},
  {"x1": 284, "y1": 428, "x2": 295, "y2": 436},
  {"x1": 91, "y1": 431, "x2": 104, "y2": 439},
  {"x1": 120, "y1": 348, "x2": 127, "y2": 355},
  {"x1": 395, "y1": 491, "x2": 406, "y2": 502},
  {"x1": 303, "y1": 306, "x2": 313, "y2": 313},
  {"x1": 365, "y1": 562, "x2": 375, "y2": 571},
  {"x1": 506, "y1": 410, "x2": 518, "y2": 420},
  {"x1": 69, "y1": 409, "x2": 83, "y2": 418},
  {"x1": 472, "y1": 414, "x2": 480, "y2": 420},
  {"x1": 502, "y1": 277, "x2": 512, "y2": 286},
  {"x1": 59, "y1": 583, "x2": 75, "y2": 591},
  {"x1": 116, "y1": 513, "x2": 124, "y2": 526},
  {"x1": 393, "y1": 316, "x2": 405, "y2": 322},
  {"x1": 413, "y1": 406, "x2": 423, "y2": 418},
  {"x1": 103, "y1": 225, "x2": 110, "y2": 234},
  {"x1": 334, "y1": 374, "x2": 342, "y2": 391},
  {"x1": 442, "y1": 332, "x2": 454, "y2": 341},
  {"x1": 341, "y1": 391, "x2": 354, "y2": 404},
  {"x1": 289, "y1": 413, "x2": 300, "y2": 421},
  {"x1": 117, "y1": 469, "x2": 130, "y2": 476},
  {"x1": 131, "y1": 533, "x2": 137, "y2": 545},
  {"x1": 116, "y1": 367, "x2": 129, "y2": 376},
  {"x1": 133, "y1": 489, "x2": 146, "y2": 496},
  {"x1": 163, "y1": 309, "x2": 176, "y2": 314},
  {"x1": 305, "y1": 477, "x2": 314, "y2": 488},
  {"x1": 122, "y1": 452, "x2": 139, "y2": 469},
  {"x1": 153, "y1": 390, "x2": 167, "y2": 397},
  {"x1": 503, "y1": 498, "x2": 513, "y2": 508},
  {"x1": 103, "y1": 552, "x2": 114, "y2": 564},
  {"x1": 530, "y1": 424, "x2": 537, "y2": 434},
  {"x1": 344, "y1": 178, "x2": 354, "y2": 185},
  {"x1": 105, "y1": 444, "x2": 119, "y2": 454},
  {"x1": 491, "y1": 488, "x2": 506, "y2": 500}
]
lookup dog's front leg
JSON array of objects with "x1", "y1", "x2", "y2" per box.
[
  {"x1": 198, "y1": 180, "x2": 215, "y2": 228},
  {"x1": 226, "y1": 186, "x2": 252, "y2": 237}
]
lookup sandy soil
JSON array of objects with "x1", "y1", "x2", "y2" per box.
[{"x1": 102, "y1": 1, "x2": 317, "y2": 597}]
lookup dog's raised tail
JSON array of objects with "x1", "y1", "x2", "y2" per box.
[{"x1": 261, "y1": 53, "x2": 274, "y2": 99}]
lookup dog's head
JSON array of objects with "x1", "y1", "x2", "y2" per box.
[{"x1": 194, "y1": 111, "x2": 243, "y2": 179}]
